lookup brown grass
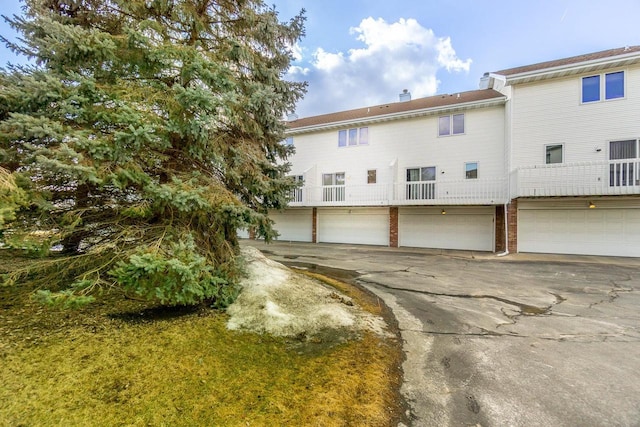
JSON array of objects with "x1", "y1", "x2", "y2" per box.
[{"x1": 0, "y1": 271, "x2": 405, "y2": 426}]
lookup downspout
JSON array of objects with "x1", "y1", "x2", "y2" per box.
[{"x1": 495, "y1": 75, "x2": 510, "y2": 257}]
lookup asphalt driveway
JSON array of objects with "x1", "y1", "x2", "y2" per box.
[{"x1": 242, "y1": 240, "x2": 640, "y2": 427}]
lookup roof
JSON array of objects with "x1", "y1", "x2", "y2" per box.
[
  {"x1": 493, "y1": 46, "x2": 640, "y2": 81},
  {"x1": 286, "y1": 89, "x2": 505, "y2": 132}
]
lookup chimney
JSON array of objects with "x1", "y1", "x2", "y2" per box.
[
  {"x1": 399, "y1": 89, "x2": 411, "y2": 102},
  {"x1": 479, "y1": 72, "x2": 493, "y2": 90}
]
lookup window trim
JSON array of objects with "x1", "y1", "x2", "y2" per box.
[
  {"x1": 438, "y1": 113, "x2": 465, "y2": 137},
  {"x1": 406, "y1": 166, "x2": 436, "y2": 182},
  {"x1": 367, "y1": 169, "x2": 377, "y2": 184},
  {"x1": 545, "y1": 143, "x2": 564, "y2": 165},
  {"x1": 581, "y1": 70, "x2": 625, "y2": 104},
  {"x1": 338, "y1": 126, "x2": 369, "y2": 147},
  {"x1": 464, "y1": 161, "x2": 478, "y2": 179}
]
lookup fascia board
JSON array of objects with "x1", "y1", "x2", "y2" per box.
[{"x1": 286, "y1": 97, "x2": 506, "y2": 135}]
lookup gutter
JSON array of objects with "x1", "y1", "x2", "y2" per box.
[{"x1": 286, "y1": 96, "x2": 507, "y2": 135}]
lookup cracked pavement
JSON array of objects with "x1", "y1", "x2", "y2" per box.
[{"x1": 243, "y1": 240, "x2": 640, "y2": 427}]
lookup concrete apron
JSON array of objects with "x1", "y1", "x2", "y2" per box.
[{"x1": 242, "y1": 240, "x2": 640, "y2": 427}]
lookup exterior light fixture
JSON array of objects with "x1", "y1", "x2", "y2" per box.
[
  {"x1": 588, "y1": 201, "x2": 596, "y2": 209},
  {"x1": 441, "y1": 209, "x2": 447, "y2": 215}
]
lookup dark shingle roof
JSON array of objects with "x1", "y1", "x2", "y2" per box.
[
  {"x1": 494, "y1": 46, "x2": 640, "y2": 77},
  {"x1": 286, "y1": 89, "x2": 505, "y2": 130}
]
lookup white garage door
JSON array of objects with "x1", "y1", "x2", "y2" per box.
[
  {"x1": 270, "y1": 209, "x2": 313, "y2": 242},
  {"x1": 399, "y1": 207, "x2": 494, "y2": 251},
  {"x1": 518, "y1": 201, "x2": 640, "y2": 257},
  {"x1": 318, "y1": 208, "x2": 389, "y2": 246}
]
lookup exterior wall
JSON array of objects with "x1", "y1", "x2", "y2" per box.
[
  {"x1": 287, "y1": 127, "x2": 392, "y2": 189},
  {"x1": 510, "y1": 65, "x2": 640, "y2": 169},
  {"x1": 288, "y1": 104, "x2": 506, "y2": 192},
  {"x1": 383, "y1": 106, "x2": 506, "y2": 184}
]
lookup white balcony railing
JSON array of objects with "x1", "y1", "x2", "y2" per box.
[
  {"x1": 515, "y1": 159, "x2": 640, "y2": 197},
  {"x1": 287, "y1": 177, "x2": 508, "y2": 207}
]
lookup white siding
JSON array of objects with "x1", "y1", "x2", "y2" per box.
[
  {"x1": 288, "y1": 104, "x2": 506, "y2": 191},
  {"x1": 511, "y1": 65, "x2": 640, "y2": 169},
  {"x1": 391, "y1": 106, "x2": 506, "y2": 184}
]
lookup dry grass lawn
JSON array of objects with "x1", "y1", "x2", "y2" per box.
[{"x1": 0, "y1": 266, "x2": 405, "y2": 426}]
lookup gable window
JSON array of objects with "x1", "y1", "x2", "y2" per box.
[
  {"x1": 439, "y1": 114, "x2": 464, "y2": 136},
  {"x1": 367, "y1": 169, "x2": 377, "y2": 184},
  {"x1": 406, "y1": 166, "x2": 436, "y2": 200},
  {"x1": 609, "y1": 139, "x2": 639, "y2": 187},
  {"x1": 582, "y1": 71, "x2": 625, "y2": 103},
  {"x1": 322, "y1": 172, "x2": 345, "y2": 201},
  {"x1": 545, "y1": 144, "x2": 563, "y2": 164},
  {"x1": 465, "y1": 162, "x2": 478, "y2": 179},
  {"x1": 338, "y1": 127, "x2": 369, "y2": 147}
]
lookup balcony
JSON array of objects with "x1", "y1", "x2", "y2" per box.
[
  {"x1": 287, "y1": 177, "x2": 508, "y2": 207},
  {"x1": 514, "y1": 159, "x2": 640, "y2": 197}
]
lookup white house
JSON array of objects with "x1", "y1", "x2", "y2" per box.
[
  {"x1": 245, "y1": 46, "x2": 640, "y2": 257},
  {"x1": 488, "y1": 46, "x2": 640, "y2": 257},
  {"x1": 262, "y1": 89, "x2": 509, "y2": 252}
]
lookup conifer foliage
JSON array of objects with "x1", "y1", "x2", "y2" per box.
[{"x1": 0, "y1": 0, "x2": 306, "y2": 307}]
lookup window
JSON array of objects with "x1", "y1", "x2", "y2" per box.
[
  {"x1": 406, "y1": 167, "x2": 436, "y2": 200},
  {"x1": 289, "y1": 175, "x2": 303, "y2": 203},
  {"x1": 465, "y1": 162, "x2": 478, "y2": 179},
  {"x1": 582, "y1": 71, "x2": 624, "y2": 103},
  {"x1": 367, "y1": 169, "x2": 377, "y2": 184},
  {"x1": 439, "y1": 114, "x2": 464, "y2": 136},
  {"x1": 545, "y1": 144, "x2": 563, "y2": 164},
  {"x1": 407, "y1": 167, "x2": 436, "y2": 182},
  {"x1": 609, "y1": 139, "x2": 639, "y2": 187},
  {"x1": 322, "y1": 172, "x2": 345, "y2": 201},
  {"x1": 338, "y1": 127, "x2": 369, "y2": 147},
  {"x1": 282, "y1": 137, "x2": 294, "y2": 147}
]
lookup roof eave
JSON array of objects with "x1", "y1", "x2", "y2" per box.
[
  {"x1": 286, "y1": 96, "x2": 506, "y2": 135},
  {"x1": 499, "y1": 52, "x2": 640, "y2": 85}
]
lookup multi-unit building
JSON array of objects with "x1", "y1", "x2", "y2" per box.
[{"x1": 244, "y1": 46, "x2": 640, "y2": 257}]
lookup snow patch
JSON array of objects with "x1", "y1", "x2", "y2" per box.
[{"x1": 226, "y1": 246, "x2": 389, "y2": 339}]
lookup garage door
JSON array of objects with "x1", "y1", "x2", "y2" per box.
[
  {"x1": 317, "y1": 208, "x2": 389, "y2": 245},
  {"x1": 270, "y1": 209, "x2": 313, "y2": 242},
  {"x1": 399, "y1": 207, "x2": 494, "y2": 251},
  {"x1": 518, "y1": 200, "x2": 640, "y2": 257}
]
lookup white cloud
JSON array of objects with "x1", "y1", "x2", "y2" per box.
[
  {"x1": 285, "y1": 17, "x2": 472, "y2": 117},
  {"x1": 290, "y1": 42, "x2": 303, "y2": 61}
]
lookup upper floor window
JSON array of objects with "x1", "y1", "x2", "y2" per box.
[
  {"x1": 338, "y1": 127, "x2": 368, "y2": 147},
  {"x1": 282, "y1": 136, "x2": 294, "y2": 147},
  {"x1": 545, "y1": 144, "x2": 563, "y2": 164},
  {"x1": 465, "y1": 162, "x2": 478, "y2": 179},
  {"x1": 439, "y1": 114, "x2": 464, "y2": 136},
  {"x1": 582, "y1": 71, "x2": 624, "y2": 103}
]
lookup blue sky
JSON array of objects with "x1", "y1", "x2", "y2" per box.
[{"x1": 2, "y1": 0, "x2": 640, "y2": 118}]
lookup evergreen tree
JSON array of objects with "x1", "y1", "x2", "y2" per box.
[{"x1": 0, "y1": 0, "x2": 306, "y2": 307}]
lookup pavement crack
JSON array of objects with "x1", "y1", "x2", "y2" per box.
[
  {"x1": 588, "y1": 281, "x2": 634, "y2": 308},
  {"x1": 360, "y1": 278, "x2": 551, "y2": 317}
]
